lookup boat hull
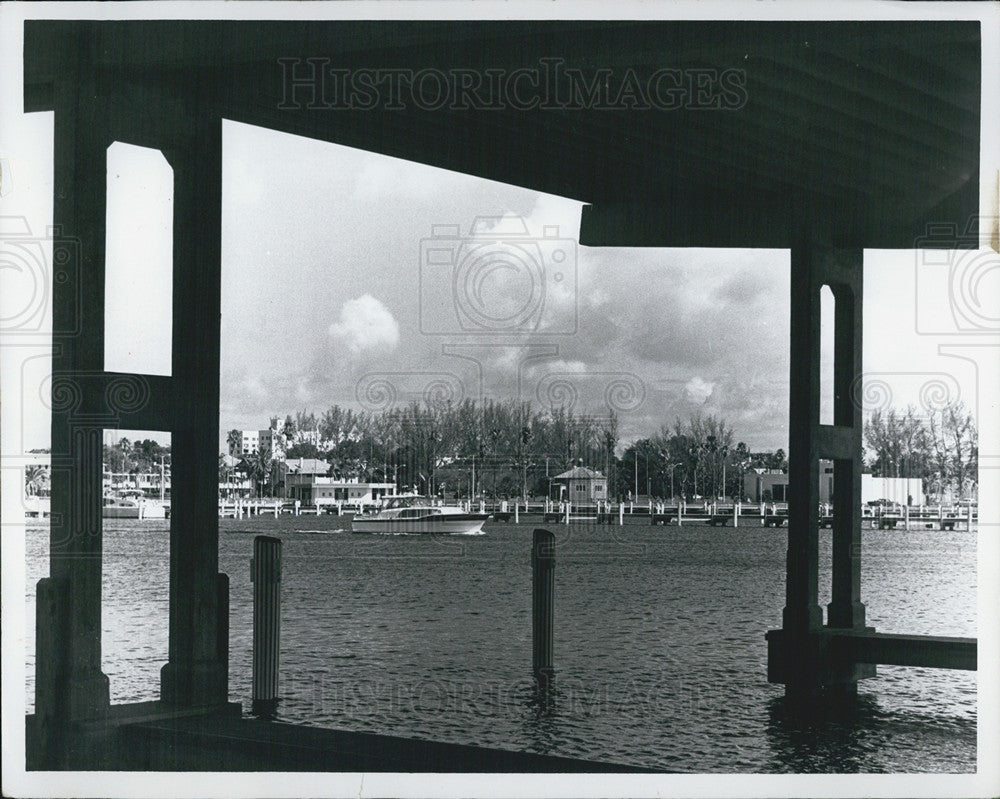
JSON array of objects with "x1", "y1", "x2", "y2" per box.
[{"x1": 352, "y1": 513, "x2": 489, "y2": 535}]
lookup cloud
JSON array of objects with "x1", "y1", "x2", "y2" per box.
[
  {"x1": 685, "y1": 376, "x2": 715, "y2": 404},
  {"x1": 328, "y1": 294, "x2": 400, "y2": 355}
]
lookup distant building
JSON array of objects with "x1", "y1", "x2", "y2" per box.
[
  {"x1": 305, "y1": 479, "x2": 397, "y2": 508},
  {"x1": 280, "y1": 458, "x2": 396, "y2": 506},
  {"x1": 258, "y1": 417, "x2": 286, "y2": 462},
  {"x1": 231, "y1": 429, "x2": 259, "y2": 457},
  {"x1": 218, "y1": 453, "x2": 253, "y2": 498},
  {"x1": 744, "y1": 469, "x2": 789, "y2": 502},
  {"x1": 743, "y1": 468, "x2": 925, "y2": 505},
  {"x1": 550, "y1": 465, "x2": 607, "y2": 502},
  {"x1": 280, "y1": 457, "x2": 331, "y2": 498},
  {"x1": 229, "y1": 416, "x2": 287, "y2": 461}
]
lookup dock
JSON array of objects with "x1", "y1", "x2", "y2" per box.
[{"x1": 26, "y1": 703, "x2": 649, "y2": 772}]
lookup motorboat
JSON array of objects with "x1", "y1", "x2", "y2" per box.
[
  {"x1": 102, "y1": 490, "x2": 168, "y2": 519},
  {"x1": 351, "y1": 496, "x2": 489, "y2": 534}
]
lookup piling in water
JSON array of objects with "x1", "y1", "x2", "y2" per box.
[
  {"x1": 532, "y1": 528, "x2": 555, "y2": 694},
  {"x1": 251, "y1": 535, "x2": 282, "y2": 717}
]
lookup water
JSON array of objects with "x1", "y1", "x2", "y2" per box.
[{"x1": 25, "y1": 517, "x2": 977, "y2": 772}]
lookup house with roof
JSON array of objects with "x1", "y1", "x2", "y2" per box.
[
  {"x1": 550, "y1": 464, "x2": 607, "y2": 502},
  {"x1": 280, "y1": 457, "x2": 396, "y2": 507}
]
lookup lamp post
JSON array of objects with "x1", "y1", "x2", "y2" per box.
[
  {"x1": 634, "y1": 446, "x2": 639, "y2": 498},
  {"x1": 668, "y1": 462, "x2": 681, "y2": 502},
  {"x1": 490, "y1": 427, "x2": 501, "y2": 502}
]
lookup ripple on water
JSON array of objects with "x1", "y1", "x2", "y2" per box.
[{"x1": 23, "y1": 519, "x2": 977, "y2": 771}]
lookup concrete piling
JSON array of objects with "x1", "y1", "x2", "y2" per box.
[
  {"x1": 251, "y1": 535, "x2": 282, "y2": 717},
  {"x1": 532, "y1": 528, "x2": 555, "y2": 693}
]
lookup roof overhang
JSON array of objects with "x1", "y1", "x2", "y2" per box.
[{"x1": 24, "y1": 19, "x2": 982, "y2": 249}]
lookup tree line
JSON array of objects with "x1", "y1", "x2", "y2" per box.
[
  {"x1": 863, "y1": 403, "x2": 977, "y2": 502},
  {"x1": 33, "y1": 399, "x2": 973, "y2": 503},
  {"x1": 225, "y1": 402, "x2": 789, "y2": 500},
  {"x1": 224, "y1": 399, "x2": 978, "y2": 502}
]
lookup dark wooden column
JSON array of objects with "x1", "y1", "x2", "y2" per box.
[
  {"x1": 782, "y1": 238, "x2": 825, "y2": 634},
  {"x1": 159, "y1": 98, "x2": 227, "y2": 707},
  {"x1": 37, "y1": 36, "x2": 112, "y2": 766},
  {"x1": 827, "y1": 258, "x2": 866, "y2": 630},
  {"x1": 768, "y1": 240, "x2": 872, "y2": 697}
]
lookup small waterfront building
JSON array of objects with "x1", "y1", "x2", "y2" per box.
[
  {"x1": 306, "y1": 478, "x2": 398, "y2": 508},
  {"x1": 280, "y1": 457, "x2": 396, "y2": 507},
  {"x1": 280, "y1": 457, "x2": 330, "y2": 498},
  {"x1": 744, "y1": 469, "x2": 790, "y2": 503},
  {"x1": 743, "y1": 468, "x2": 925, "y2": 505},
  {"x1": 218, "y1": 453, "x2": 253, "y2": 499},
  {"x1": 550, "y1": 465, "x2": 607, "y2": 502}
]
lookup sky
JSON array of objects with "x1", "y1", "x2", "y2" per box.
[{"x1": 2, "y1": 115, "x2": 986, "y2": 455}]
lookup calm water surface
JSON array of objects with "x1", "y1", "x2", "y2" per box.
[{"x1": 25, "y1": 517, "x2": 976, "y2": 772}]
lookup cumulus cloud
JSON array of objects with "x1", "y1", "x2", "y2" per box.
[
  {"x1": 685, "y1": 376, "x2": 715, "y2": 404},
  {"x1": 328, "y1": 294, "x2": 400, "y2": 355}
]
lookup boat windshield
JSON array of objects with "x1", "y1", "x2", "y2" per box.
[{"x1": 383, "y1": 496, "x2": 433, "y2": 510}]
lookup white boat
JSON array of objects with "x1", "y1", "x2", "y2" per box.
[
  {"x1": 351, "y1": 496, "x2": 489, "y2": 534},
  {"x1": 102, "y1": 491, "x2": 168, "y2": 519}
]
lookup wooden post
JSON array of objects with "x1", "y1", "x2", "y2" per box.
[
  {"x1": 734, "y1": 502, "x2": 739, "y2": 528},
  {"x1": 968, "y1": 503, "x2": 974, "y2": 530},
  {"x1": 619, "y1": 502, "x2": 624, "y2": 526},
  {"x1": 251, "y1": 535, "x2": 282, "y2": 717},
  {"x1": 514, "y1": 502, "x2": 520, "y2": 523},
  {"x1": 532, "y1": 528, "x2": 555, "y2": 693},
  {"x1": 904, "y1": 504, "x2": 909, "y2": 530},
  {"x1": 564, "y1": 501, "x2": 570, "y2": 525}
]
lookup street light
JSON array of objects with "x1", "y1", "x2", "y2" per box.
[{"x1": 668, "y1": 462, "x2": 681, "y2": 502}]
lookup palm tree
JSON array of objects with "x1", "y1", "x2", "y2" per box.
[
  {"x1": 247, "y1": 446, "x2": 274, "y2": 498},
  {"x1": 25, "y1": 464, "x2": 50, "y2": 497},
  {"x1": 226, "y1": 429, "x2": 242, "y2": 457},
  {"x1": 118, "y1": 437, "x2": 132, "y2": 473}
]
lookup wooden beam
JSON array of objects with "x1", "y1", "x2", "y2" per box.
[{"x1": 827, "y1": 630, "x2": 977, "y2": 671}]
